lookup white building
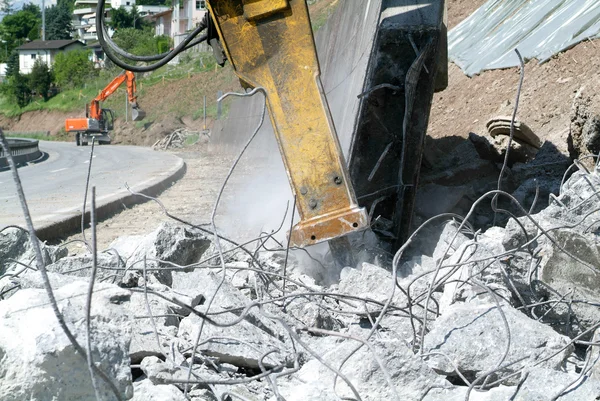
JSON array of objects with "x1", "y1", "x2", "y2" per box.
[
  {"x1": 73, "y1": 0, "x2": 168, "y2": 44},
  {"x1": 16, "y1": 40, "x2": 85, "y2": 74},
  {"x1": 147, "y1": 0, "x2": 207, "y2": 63}
]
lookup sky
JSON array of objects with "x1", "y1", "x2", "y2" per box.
[{"x1": 0, "y1": 0, "x2": 59, "y2": 22}]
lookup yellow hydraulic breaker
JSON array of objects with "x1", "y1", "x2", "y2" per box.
[{"x1": 205, "y1": 0, "x2": 368, "y2": 248}]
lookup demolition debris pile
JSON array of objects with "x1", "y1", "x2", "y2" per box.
[{"x1": 2, "y1": 148, "x2": 600, "y2": 400}]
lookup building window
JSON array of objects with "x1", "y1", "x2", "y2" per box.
[
  {"x1": 196, "y1": 0, "x2": 205, "y2": 9},
  {"x1": 126, "y1": 1, "x2": 130, "y2": 4},
  {"x1": 31, "y1": 54, "x2": 36, "y2": 59},
  {"x1": 179, "y1": 0, "x2": 184, "y2": 9}
]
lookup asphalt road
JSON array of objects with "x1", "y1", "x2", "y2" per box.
[{"x1": 0, "y1": 141, "x2": 184, "y2": 234}]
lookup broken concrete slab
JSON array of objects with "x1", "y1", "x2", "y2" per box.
[
  {"x1": 278, "y1": 336, "x2": 447, "y2": 401},
  {"x1": 423, "y1": 302, "x2": 573, "y2": 384},
  {"x1": 178, "y1": 311, "x2": 289, "y2": 369},
  {"x1": 0, "y1": 281, "x2": 133, "y2": 401},
  {"x1": 173, "y1": 268, "x2": 286, "y2": 341}
]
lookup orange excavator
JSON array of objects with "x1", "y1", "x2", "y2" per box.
[{"x1": 65, "y1": 70, "x2": 145, "y2": 146}]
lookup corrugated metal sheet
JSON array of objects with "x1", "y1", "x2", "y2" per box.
[{"x1": 449, "y1": 0, "x2": 600, "y2": 76}]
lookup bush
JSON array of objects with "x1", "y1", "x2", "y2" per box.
[
  {"x1": 52, "y1": 49, "x2": 97, "y2": 88},
  {"x1": 29, "y1": 59, "x2": 53, "y2": 101},
  {"x1": 113, "y1": 27, "x2": 170, "y2": 57}
]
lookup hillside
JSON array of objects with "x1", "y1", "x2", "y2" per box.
[{"x1": 0, "y1": 0, "x2": 341, "y2": 145}]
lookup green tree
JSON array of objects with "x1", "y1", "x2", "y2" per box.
[
  {"x1": 113, "y1": 27, "x2": 166, "y2": 56},
  {"x1": 52, "y1": 49, "x2": 96, "y2": 88},
  {"x1": 0, "y1": 0, "x2": 13, "y2": 16},
  {"x1": 5, "y1": 73, "x2": 31, "y2": 107},
  {"x1": 4, "y1": 50, "x2": 18, "y2": 78},
  {"x1": 29, "y1": 59, "x2": 52, "y2": 100},
  {"x1": 109, "y1": 6, "x2": 147, "y2": 30},
  {"x1": 109, "y1": 6, "x2": 133, "y2": 30},
  {"x1": 0, "y1": 8, "x2": 41, "y2": 54},
  {"x1": 57, "y1": 0, "x2": 76, "y2": 13},
  {"x1": 21, "y1": 2, "x2": 41, "y2": 18},
  {"x1": 45, "y1": 4, "x2": 73, "y2": 40}
]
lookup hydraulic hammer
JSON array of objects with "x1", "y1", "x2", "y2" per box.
[{"x1": 205, "y1": 0, "x2": 368, "y2": 248}]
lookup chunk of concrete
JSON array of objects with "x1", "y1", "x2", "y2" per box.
[
  {"x1": 338, "y1": 262, "x2": 404, "y2": 314},
  {"x1": 132, "y1": 379, "x2": 187, "y2": 401},
  {"x1": 537, "y1": 229, "x2": 600, "y2": 336},
  {"x1": 423, "y1": 302, "x2": 572, "y2": 384},
  {"x1": 140, "y1": 355, "x2": 224, "y2": 391},
  {"x1": 45, "y1": 253, "x2": 123, "y2": 282},
  {"x1": 510, "y1": 367, "x2": 600, "y2": 401},
  {"x1": 0, "y1": 227, "x2": 67, "y2": 275},
  {"x1": 128, "y1": 292, "x2": 180, "y2": 363},
  {"x1": 277, "y1": 337, "x2": 447, "y2": 401},
  {"x1": 111, "y1": 222, "x2": 212, "y2": 287},
  {"x1": 486, "y1": 116, "x2": 542, "y2": 148},
  {"x1": 422, "y1": 385, "x2": 517, "y2": 401},
  {"x1": 0, "y1": 281, "x2": 133, "y2": 401}
]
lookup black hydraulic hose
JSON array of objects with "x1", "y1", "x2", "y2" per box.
[
  {"x1": 95, "y1": 0, "x2": 208, "y2": 72},
  {"x1": 99, "y1": 24, "x2": 207, "y2": 62}
]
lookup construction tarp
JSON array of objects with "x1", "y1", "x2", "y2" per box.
[{"x1": 449, "y1": 0, "x2": 600, "y2": 76}]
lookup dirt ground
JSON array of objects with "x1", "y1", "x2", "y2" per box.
[{"x1": 57, "y1": 0, "x2": 600, "y2": 253}]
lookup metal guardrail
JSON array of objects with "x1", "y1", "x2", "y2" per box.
[{"x1": 0, "y1": 138, "x2": 42, "y2": 168}]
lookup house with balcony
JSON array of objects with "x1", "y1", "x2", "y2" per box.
[
  {"x1": 73, "y1": 0, "x2": 113, "y2": 43},
  {"x1": 16, "y1": 40, "x2": 85, "y2": 74},
  {"x1": 147, "y1": 0, "x2": 207, "y2": 63},
  {"x1": 73, "y1": 0, "x2": 168, "y2": 44}
]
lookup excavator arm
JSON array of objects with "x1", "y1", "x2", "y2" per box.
[{"x1": 89, "y1": 70, "x2": 145, "y2": 121}]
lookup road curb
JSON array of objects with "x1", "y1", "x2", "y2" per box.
[{"x1": 35, "y1": 155, "x2": 187, "y2": 241}]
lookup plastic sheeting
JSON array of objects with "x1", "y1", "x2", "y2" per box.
[{"x1": 449, "y1": 0, "x2": 600, "y2": 76}]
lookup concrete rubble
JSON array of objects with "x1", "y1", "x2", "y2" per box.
[{"x1": 2, "y1": 159, "x2": 600, "y2": 401}]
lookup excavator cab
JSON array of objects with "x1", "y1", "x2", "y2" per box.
[{"x1": 100, "y1": 109, "x2": 115, "y2": 131}]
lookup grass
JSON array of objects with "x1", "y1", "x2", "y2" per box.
[
  {"x1": 184, "y1": 133, "x2": 200, "y2": 146},
  {"x1": 191, "y1": 100, "x2": 230, "y2": 122},
  {"x1": 0, "y1": 51, "x2": 222, "y2": 120},
  {"x1": 4, "y1": 131, "x2": 66, "y2": 141}
]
